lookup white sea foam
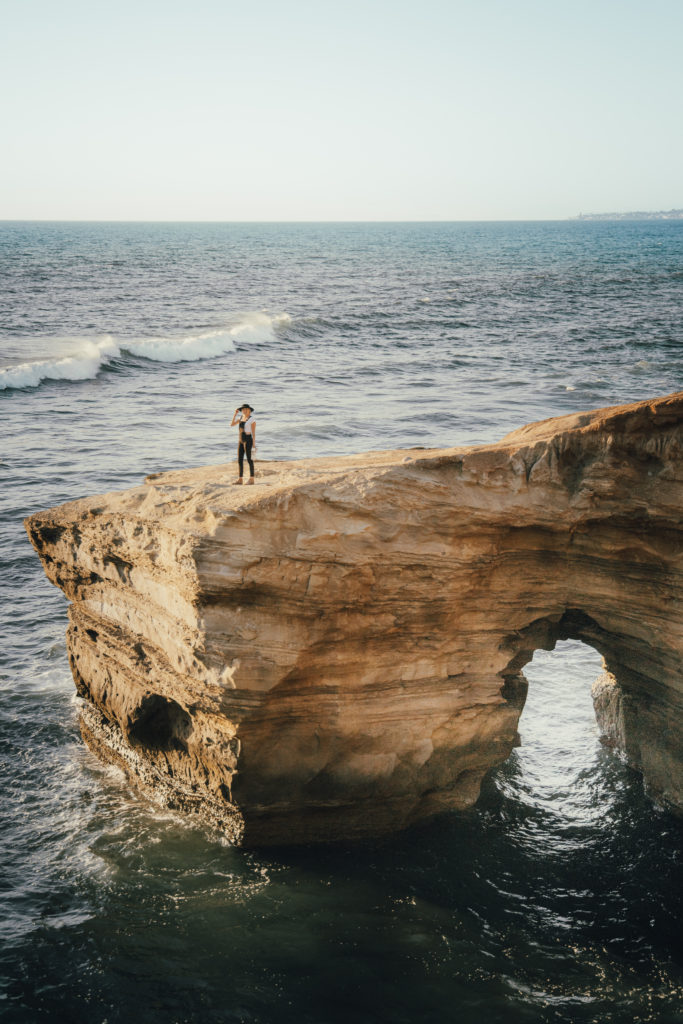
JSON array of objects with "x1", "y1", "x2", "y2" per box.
[
  {"x1": 230, "y1": 311, "x2": 291, "y2": 345},
  {"x1": 125, "y1": 313, "x2": 290, "y2": 363},
  {"x1": 0, "y1": 336, "x2": 120, "y2": 390},
  {"x1": 0, "y1": 312, "x2": 290, "y2": 390},
  {"x1": 125, "y1": 328, "x2": 238, "y2": 363}
]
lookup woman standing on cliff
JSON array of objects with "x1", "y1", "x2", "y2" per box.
[{"x1": 230, "y1": 403, "x2": 257, "y2": 484}]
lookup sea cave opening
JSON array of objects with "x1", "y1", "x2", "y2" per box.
[{"x1": 495, "y1": 638, "x2": 618, "y2": 824}]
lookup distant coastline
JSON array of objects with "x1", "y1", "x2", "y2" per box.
[{"x1": 572, "y1": 208, "x2": 683, "y2": 221}]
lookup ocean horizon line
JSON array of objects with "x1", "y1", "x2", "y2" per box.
[{"x1": 0, "y1": 216, "x2": 614, "y2": 225}]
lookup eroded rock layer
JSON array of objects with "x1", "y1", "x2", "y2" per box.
[{"x1": 25, "y1": 392, "x2": 683, "y2": 844}]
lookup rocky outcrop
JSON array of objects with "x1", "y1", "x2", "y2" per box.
[{"x1": 25, "y1": 392, "x2": 683, "y2": 844}]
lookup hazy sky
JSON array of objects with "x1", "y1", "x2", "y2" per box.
[{"x1": 2, "y1": 0, "x2": 681, "y2": 220}]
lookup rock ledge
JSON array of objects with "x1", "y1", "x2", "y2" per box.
[{"x1": 26, "y1": 392, "x2": 683, "y2": 844}]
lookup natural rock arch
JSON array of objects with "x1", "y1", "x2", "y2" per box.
[
  {"x1": 499, "y1": 613, "x2": 635, "y2": 770},
  {"x1": 26, "y1": 392, "x2": 683, "y2": 845}
]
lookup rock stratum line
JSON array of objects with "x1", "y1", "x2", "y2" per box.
[{"x1": 25, "y1": 393, "x2": 683, "y2": 845}]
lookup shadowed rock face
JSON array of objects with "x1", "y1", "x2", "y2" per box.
[{"x1": 25, "y1": 392, "x2": 683, "y2": 845}]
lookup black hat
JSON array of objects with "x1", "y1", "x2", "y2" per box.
[{"x1": 240, "y1": 403, "x2": 254, "y2": 412}]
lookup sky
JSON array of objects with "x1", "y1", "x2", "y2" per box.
[{"x1": 1, "y1": 0, "x2": 682, "y2": 221}]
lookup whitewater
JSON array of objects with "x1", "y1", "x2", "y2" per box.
[{"x1": 0, "y1": 311, "x2": 291, "y2": 390}]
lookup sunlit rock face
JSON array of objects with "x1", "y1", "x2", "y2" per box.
[{"x1": 26, "y1": 392, "x2": 683, "y2": 845}]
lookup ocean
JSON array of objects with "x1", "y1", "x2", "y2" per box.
[{"x1": 1, "y1": 220, "x2": 683, "y2": 1023}]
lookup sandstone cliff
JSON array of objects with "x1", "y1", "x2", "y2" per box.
[{"x1": 25, "y1": 393, "x2": 683, "y2": 844}]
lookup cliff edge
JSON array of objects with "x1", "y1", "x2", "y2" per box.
[{"x1": 25, "y1": 392, "x2": 683, "y2": 844}]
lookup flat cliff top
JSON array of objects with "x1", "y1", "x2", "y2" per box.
[{"x1": 26, "y1": 391, "x2": 683, "y2": 534}]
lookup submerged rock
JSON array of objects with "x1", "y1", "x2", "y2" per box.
[{"x1": 25, "y1": 392, "x2": 683, "y2": 844}]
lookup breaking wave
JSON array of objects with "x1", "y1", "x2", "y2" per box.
[
  {"x1": 0, "y1": 337, "x2": 120, "y2": 391},
  {"x1": 0, "y1": 312, "x2": 290, "y2": 391}
]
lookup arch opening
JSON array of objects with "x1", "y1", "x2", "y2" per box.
[
  {"x1": 495, "y1": 606, "x2": 679, "y2": 814},
  {"x1": 497, "y1": 610, "x2": 619, "y2": 777},
  {"x1": 498, "y1": 638, "x2": 610, "y2": 820}
]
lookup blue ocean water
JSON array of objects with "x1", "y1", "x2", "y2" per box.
[{"x1": 1, "y1": 221, "x2": 683, "y2": 1023}]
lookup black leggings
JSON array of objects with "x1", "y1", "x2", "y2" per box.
[{"x1": 238, "y1": 434, "x2": 254, "y2": 477}]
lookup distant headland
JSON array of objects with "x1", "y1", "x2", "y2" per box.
[{"x1": 572, "y1": 208, "x2": 683, "y2": 221}]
